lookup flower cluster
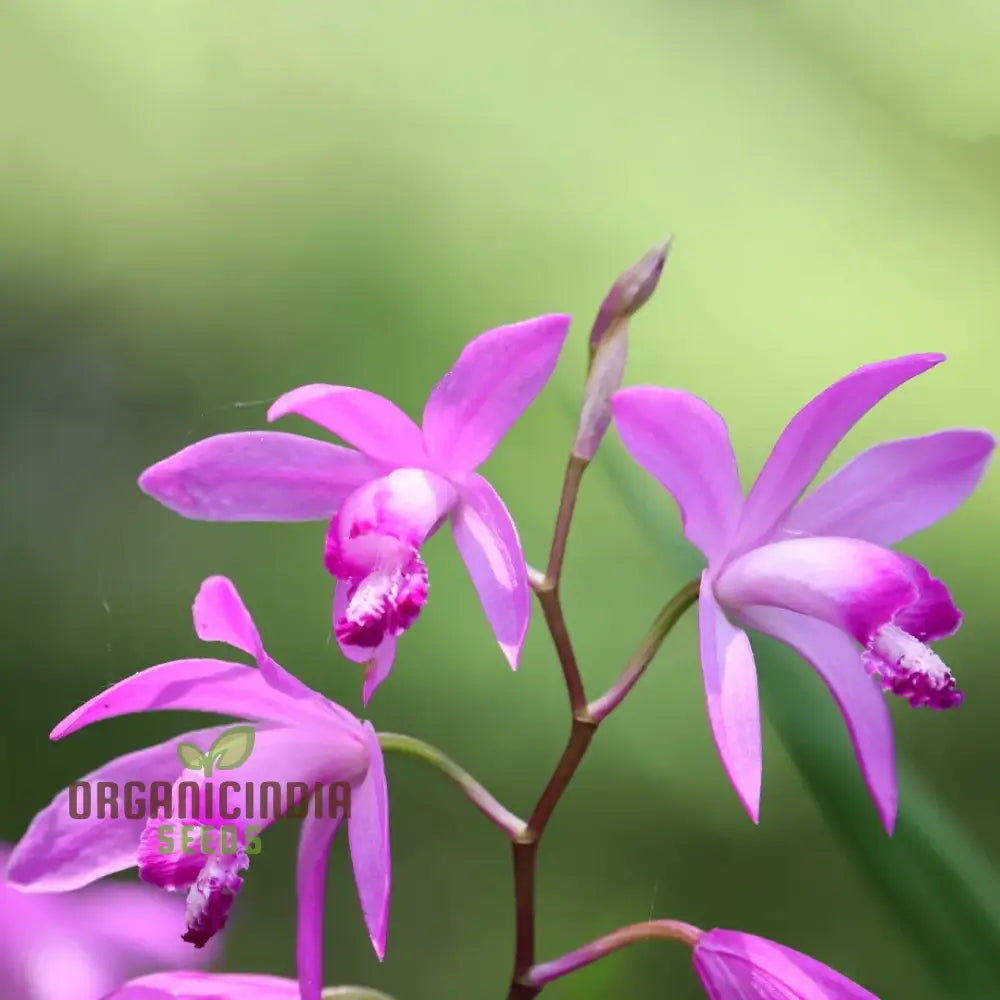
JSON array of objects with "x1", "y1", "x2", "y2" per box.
[{"x1": 4, "y1": 243, "x2": 993, "y2": 1000}]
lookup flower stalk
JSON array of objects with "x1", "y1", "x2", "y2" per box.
[
  {"x1": 506, "y1": 245, "x2": 686, "y2": 999},
  {"x1": 590, "y1": 578, "x2": 701, "y2": 721},
  {"x1": 523, "y1": 919, "x2": 701, "y2": 989},
  {"x1": 378, "y1": 732, "x2": 527, "y2": 839}
]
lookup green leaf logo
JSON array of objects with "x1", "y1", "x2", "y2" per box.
[
  {"x1": 177, "y1": 742, "x2": 208, "y2": 771},
  {"x1": 176, "y1": 725, "x2": 255, "y2": 777}
]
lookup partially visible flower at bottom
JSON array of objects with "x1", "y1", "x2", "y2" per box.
[
  {"x1": 101, "y1": 971, "x2": 298, "y2": 999},
  {"x1": 693, "y1": 928, "x2": 878, "y2": 999},
  {"x1": 0, "y1": 843, "x2": 213, "y2": 1000}
]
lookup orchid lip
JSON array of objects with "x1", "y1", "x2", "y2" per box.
[
  {"x1": 326, "y1": 469, "x2": 453, "y2": 651},
  {"x1": 714, "y1": 536, "x2": 918, "y2": 642},
  {"x1": 182, "y1": 849, "x2": 250, "y2": 948},
  {"x1": 864, "y1": 624, "x2": 963, "y2": 710}
]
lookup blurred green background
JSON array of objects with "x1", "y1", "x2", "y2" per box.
[{"x1": 1, "y1": 1, "x2": 999, "y2": 997}]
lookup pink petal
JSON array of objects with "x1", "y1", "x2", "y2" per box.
[
  {"x1": 695, "y1": 929, "x2": 880, "y2": 999},
  {"x1": 24, "y1": 943, "x2": 119, "y2": 1000},
  {"x1": 101, "y1": 987, "x2": 168, "y2": 1000},
  {"x1": 739, "y1": 606, "x2": 897, "y2": 834},
  {"x1": 450, "y1": 475, "x2": 530, "y2": 670},
  {"x1": 6, "y1": 727, "x2": 227, "y2": 891},
  {"x1": 66, "y1": 881, "x2": 218, "y2": 966},
  {"x1": 612, "y1": 387, "x2": 743, "y2": 563},
  {"x1": 107, "y1": 971, "x2": 301, "y2": 999},
  {"x1": 139, "y1": 432, "x2": 379, "y2": 521},
  {"x1": 268, "y1": 385, "x2": 426, "y2": 466},
  {"x1": 136, "y1": 814, "x2": 211, "y2": 891},
  {"x1": 715, "y1": 537, "x2": 918, "y2": 643},
  {"x1": 347, "y1": 723, "x2": 391, "y2": 960},
  {"x1": 192, "y1": 575, "x2": 262, "y2": 655},
  {"x1": 421, "y1": 314, "x2": 572, "y2": 475},
  {"x1": 779, "y1": 429, "x2": 995, "y2": 547},
  {"x1": 732, "y1": 354, "x2": 945, "y2": 554},
  {"x1": 361, "y1": 637, "x2": 398, "y2": 707},
  {"x1": 894, "y1": 556, "x2": 961, "y2": 641},
  {"x1": 327, "y1": 469, "x2": 458, "y2": 572},
  {"x1": 333, "y1": 581, "x2": 399, "y2": 705},
  {"x1": 167, "y1": 725, "x2": 370, "y2": 825},
  {"x1": 296, "y1": 813, "x2": 343, "y2": 1000},
  {"x1": 51, "y1": 659, "x2": 334, "y2": 739},
  {"x1": 698, "y1": 573, "x2": 762, "y2": 823},
  {"x1": 193, "y1": 576, "x2": 328, "y2": 702}
]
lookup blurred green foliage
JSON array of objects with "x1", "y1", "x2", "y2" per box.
[{"x1": 1, "y1": 2, "x2": 998, "y2": 998}]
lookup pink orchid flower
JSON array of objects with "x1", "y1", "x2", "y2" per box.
[
  {"x1": 138, "y1": 315, "x2": 571, "y2": 703},
  {"x1": 612, "y1": 354, "x2": 994, "y2": 832},
  {"x1": 101, "y1": 971, "x2": 301, "y2": 999},
  {"x1": 693, "y1": 928, "x2": 878, "y2": 999},
  {"x1": 6, "y1": 577, "x2": 389, "y2": 1000},
  {"x1": 0, "y1": 843, "x2": 212, "y2": 1000}
]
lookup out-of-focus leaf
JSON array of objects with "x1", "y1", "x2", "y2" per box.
[{"x1": 757, "y1": 645, "x2": 1000, "y2": 994}]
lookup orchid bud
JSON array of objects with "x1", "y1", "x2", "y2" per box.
[{"x1": 574, "y1": 238, "x2": 672, "y2": 461}]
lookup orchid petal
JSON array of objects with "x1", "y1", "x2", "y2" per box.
[
  {"x1": 695, "y1": 928, "x2": 879, "y2": 999},
  {"x1": 698, "y1": 573, "x2": 762, "y2": 823},
  {"x1": 26, "y1": 944, "x2": 119, "y2": 1000},
  {"x1": 895, "y1": 556, "x2": 962, "y2": 641},
  {"x1": 136, "y1": 815, "x2": 211, "y2": 891},
  {"x1": 296, "y1": 813, "x2": 343, "y2": 1000},
  {"x1": 107, "y1": 972, "x2": 301, "y2": 999},
  {"x1": 612, "y1": 387, "x2": 742, "y2": 563},
  {"x1": 732, "y1": 354, "x2": 945, "y2": 553},
  {"x1": 361, "y1": 637, "x2": 398, "y2": 707},
  {"x1": 102, "y1": 987, "x2": 168, "y2": 1000},
  {"x1": 193, "y1": 576, "x2": 323, "y2": 701},
  {"x1": 780, "y1": 429, "x2": 995, "y2": 547},
  {"x1": 6, "y1": 727, "x2": 226, "y2": 892},
  {"x1": 715, "y1": 537, "x2": 918, "y2": 642},
  {"x1": 348, "y1": 723, "x2": 391, "y2": 960},
  {"x1": 333, "y1": 581, "x2": 400, "y2": 705},
  {"x1": 421, "y1": 314, "x2": 572, "y2": 474},
  {"x1": 156, "y1": 726, "x2": 370, "y2": 836},
  {"x1": 138, "y1": 432, "x2": 378, "y2": 521},
  {"x1": 739, "y1": 606, "x2": 897, "y2": 834},
  {"x1": 451, "y1": 475, "x2": 530, "y2": 670},
  {"x1": 268, "y1": 385, "x2": 426, "y2": 466},
  {"x1": 66, "y1": 881, "x2": 217, "y2": 965},
  {"x1": 51, "y1": 659, "x2": 333, "y2": 739},
  {"x1": 192, "y1": 575, "x2": 262, "y2": 656}
]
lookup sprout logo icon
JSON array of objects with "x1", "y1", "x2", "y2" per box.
[{"x1": 177, "y1": 725, "x2": 256, "y2": 777}]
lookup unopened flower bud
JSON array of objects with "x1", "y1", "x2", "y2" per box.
[
  {"x1": 574, "y1": 238, "x2": 672, "y2": 460},
  {"x1": 588, "y1": 237, "x2": 672, "y2": 361}
]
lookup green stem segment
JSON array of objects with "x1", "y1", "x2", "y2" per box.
[
  {"x1": 588, "y1": 578, "x2": 701, "y2": 721},
  {"x1": 377, "y1": 732, "x2": 527, "y2": 840},
  {"x1": 522, "y1": 919, "x2": 702, "y2": 991}
]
